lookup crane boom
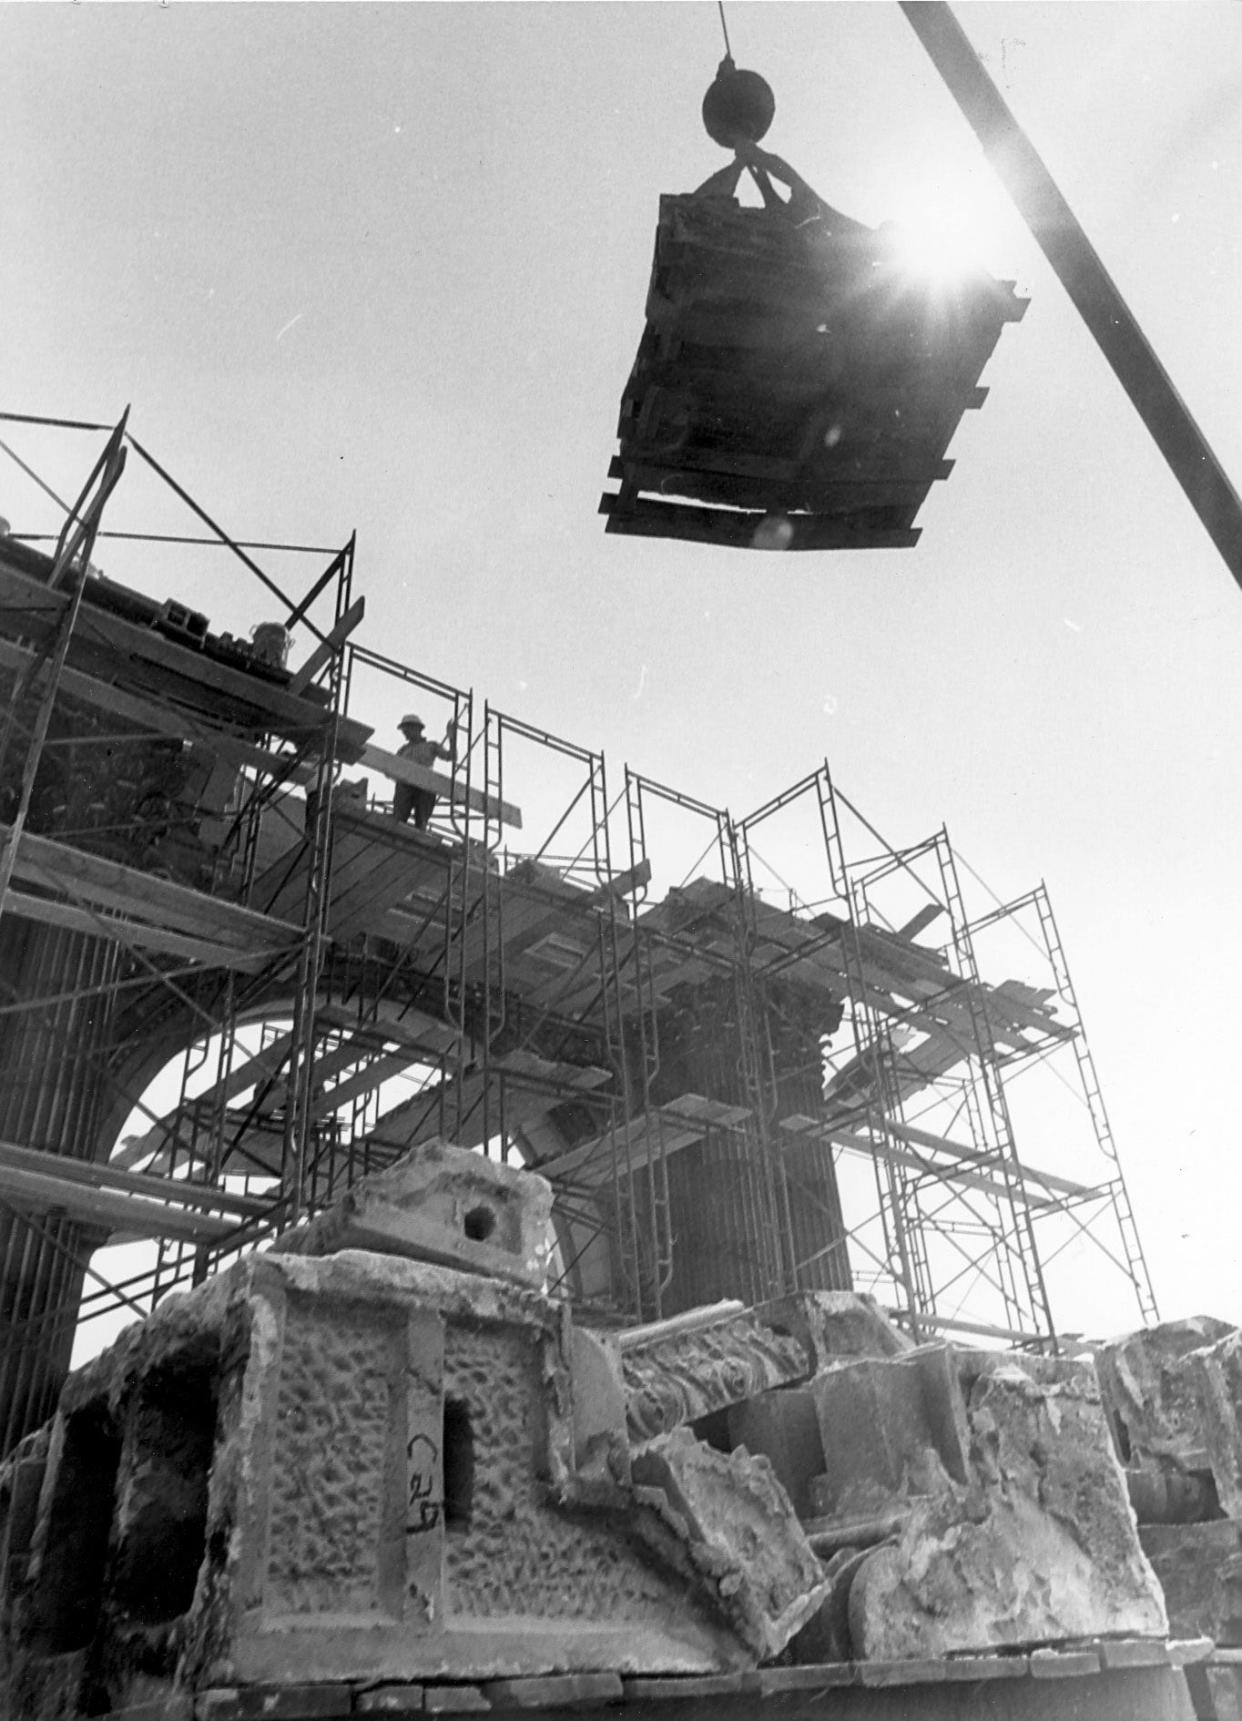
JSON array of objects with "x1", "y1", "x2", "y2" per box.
[{"x1": 901, "y1": 1, "x2": 1242, "y2": 595}]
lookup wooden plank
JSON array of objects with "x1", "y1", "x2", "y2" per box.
[
  {"x1": 1029, "y1": 1648, "x2": 1101, "y2": 1678},
  {"x1": 622, "y1": 1673, "x2": 762, "y2": 1699},
  {"x1": 938, "y1": 1656, "x2": 1030, "y2": 1681},
  {"x1": 0, "y1": 1160, "x2": 239, "y2": 1244},
  {"x1": 197, "y1": 1688, "x2": 352, "y2": 1720},
  {"x1": 535, "y1": 1096, "x2": 745, "y2": 1185},
  {"x1": 610, "y1": 457, "x2": 935, "y2": 516},
  {"x1": 783, "y1": 1117, "x2": 1060, "y2": 1212},
  {"x1": 859, "y1": 1659, "x2": 950, "y2": 1686},
  {"x1": 287, "y1": 594, "x2": 366, "y2": 695},
  {"x1": 369, "y1": 1054, "x2": 610, "y2": 1156},
  {"x1": 421, "y1": 1690, "x2": 488, "y2": 1716},
  {"x1": 310, "y1": 1047, "x2": 423, "y2": 1117},
  {"x1": 863, "y1": 1137, "x2": 1056, "y2": 1209},
  {"x1": 251, "y1": 809, "x2": 452, "y2": 934},
  {"x1": 134, "y1": 1006, "x2": 442, "y2": 1176},
  {"x1": 0, "y1": 1139, "x2": 268, "y2": 1219},
  {"x1": 0, "y1": 561, "x2": 362, "y2": 741},
  {"x1": 482, "y1": 1674, "x2": 621, "y2": 1709},
  {"x1": 113, "y1": 1028, "x2": 299, "y2": 1168},
  {"x1": 0, "y1": 887, "x2": 275, "y2": 972},
  {"x1": 886, "y1": 1117, "x2": 1096, "y2": 1199},
  {"x1": 347, "y1": 1006, "x2": 461, "y2": 1060},
  {"x1": 601, "y1": 492, "x2": 921, "y2": 551},
  {"x1": 329, "y1": 853, "x2": 428, "y2": 942},
  {"x1": 1, "y1": 823, "x2": 303, "y2": 951},
  {"x1": 358, "y1": 742, "x2": 522, "y2": 830},
  {"x1": 1096, "y1": 1641, "x2": 1171, "y2": 1670},
  {"x1": 0, "y1": 635, "x2": 306, "y2": 781},
  {"x1": 355, "y1": 1687, "x2": 425, "y2": 1714}
]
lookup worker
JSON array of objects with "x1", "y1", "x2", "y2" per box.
[{"x1": 394, "y1": 714, "x2": 454, "y2": 829}]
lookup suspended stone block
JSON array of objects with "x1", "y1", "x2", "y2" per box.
[{"x1": 602, "y1": 188, "x2": 1026, "y2": 552}]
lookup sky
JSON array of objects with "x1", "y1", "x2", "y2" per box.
[{"x1": 3, "y1": 2, "x2": 1242, "y2": 1338}]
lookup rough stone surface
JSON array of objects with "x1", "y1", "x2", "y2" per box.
[
  {"x1": 1188, "y1": 1329, "x2": 1242, "y2": 1519},
  {"x1": 756, "y1": 1291, "x2": 913, "y2": 1372},
  {"x1": 809, "y1": 1343, "x2": 969, "y2": 1521},
  {"x1": 274, "y1": 1138, "x2": 555, "y2": 1287},
  {"x1": 847, "y1": 1351, "x2": 1168, "y2": 1660},
  {"x1": 630, "y1": 1426, "x2": 831, "y2": 1661},
  {"x1": 0, "y1": 1246, "x2": 765, "y2": 1720},
  {"x1": 1095, "y1": 1317, "x2": 1234, "y2": 1472},
  {"x1": 787, "y1": 1545, "x2": 868, "y2": 1664},
  {"x1": 569, "y1": 1327, "x2": 629, "y2": 1484},
  {"x1": 620, "y1": 1307, "x2": 809, "y2": 1443},
  {"x1": 727, "y1": 1388, "x2": 823, "y2": 1519},
  {"x1": 1141, "y1": 1521, "x2": 1242, "y2": 1644}
]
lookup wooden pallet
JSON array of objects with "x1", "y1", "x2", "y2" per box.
[{"x1": 603, "y1": 193, "x2": 1026, "y2": 551}]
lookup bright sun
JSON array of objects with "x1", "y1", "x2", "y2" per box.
[
  {"x1": 887, "y1": 214, "x2": 987, "y2": 282},
  {"x1": 883, "y1": 167, "x2": 1015, "y2": 283}
]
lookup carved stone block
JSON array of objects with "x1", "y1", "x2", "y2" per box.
[
  {"x1": 274, "y1": 1138, "x2": 554, "y2": 1287},
  {"x1": 620, "y1": 1305, "x2": 809, "y2": 1442},
  {"x1": 1095, "y1": 1317, "x2": 1234, "y2": 1471},
  {"x1": 630, "y1": 1427, "x2": 831, "y2": 1660},
  {"x1": 847, "y1": 1352, "x2": 1167, "y2": 1659}
]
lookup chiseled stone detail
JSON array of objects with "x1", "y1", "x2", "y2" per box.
[
  {"x1": 442, "y1": 1321, "x2": 683, "y2": 1625},
  {"x1": 0, "y1": 1246, "x2": 756, "y2": 1715},
  {"x1": 621, "y1": 1308, "x2": 809, "y2": 1443},
  {"x1": 631, "y1": 1426, "x2": 831, "y2": 1661},
  {"x1": 1095, "y1": 1316, "x2": 1234, "y2": 1472},
  {"x1": 847, "y1": 1353, "x2": 1167, "y2": 1660},
  {"x1": 757, "y1": 1290, "x2": 913, "y2": 1373},
  {"x1": 265, "y1": 1295, "x2": 402, "y2": 1615}
]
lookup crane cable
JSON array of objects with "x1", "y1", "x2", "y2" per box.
[{"x1": 716, "y1": 0, "x2": 733, "y2": 63}]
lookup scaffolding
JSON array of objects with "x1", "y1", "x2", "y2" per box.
[{"x1": 0, "y1": 412, "x2": 1156, "y2": 1455}]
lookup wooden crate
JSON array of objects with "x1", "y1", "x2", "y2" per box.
[{"x1": 602, "y1": 193, "x2": 1026, "y2": 551}]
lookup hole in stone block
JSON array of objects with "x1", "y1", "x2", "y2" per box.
[
  {"x1": 443, "y1": 1396, "x2": 474, "y2": 1531},
  {"x1": 463, "y1": 1204, "x2": 496, "y2": 1243},
  {"x1": 112, "y1": 1355, "x2": 217, "y2": 1624},
  {"x1": 30, "y1": 1403, "x2": 121, "y2": 1653},
  {"x1": 1113, "y1": 1414, "x2": 1133, "y2": 1467},
  {"x1": 690, "y1": 1407, "x2": 734, "y2": 1455}
]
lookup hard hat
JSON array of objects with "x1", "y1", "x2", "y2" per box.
[{"x1": 399, "y1": 714, "x2": 425, "y2": 732}]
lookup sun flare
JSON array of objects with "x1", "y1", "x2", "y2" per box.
[{"x1": 884, "y1": 167, "x2": 1015, "y2": 283}]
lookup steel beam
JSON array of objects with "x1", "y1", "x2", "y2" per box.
[{"x1": 901, "y1": 1, "x2": 1242, "y2": 595}]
